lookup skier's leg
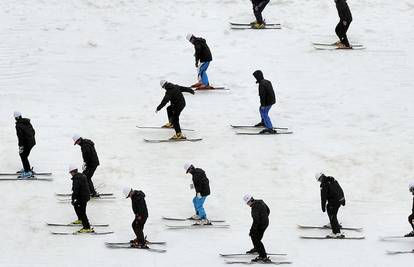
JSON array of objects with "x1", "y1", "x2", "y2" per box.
[
  {"x1": 327, "y1": 203, "x2": 341, "y2": 234},
  {"x1": 251, "y1": 228, "x2": 266, "y2": 258},
  {"x1": 195, "y1": 196, "x2": 207, "y2": 219},
  {"x1": 198, "y1": 62, "x2": 210, "y2": 86},
  {"x1": 74, "y1": 202, "x2": 81, "y2": 220},
  {"x1": 83, "y1": 166, "x2": 97, "y2": 196},
  {"x1": 261, "y1": 106, "x2": 273, "y2": 129},
  {"x1": 78, "y1": 202, "x2": 90, "y2": 229},
  {"x1": 132, "y1": 218, "x2": 146, "y2": 244},
  {"x1": 341, "y1": 20, "x2": 352, "y2": 47},
  {"x1": 335, "y1": 21, "x2": 344, "y2": 42},
  {"x1": 409, "y1": 214, "x2": 414, "y2": 230},
  {"x1": 19, "y1": 147, "x2": 31, "y2": 172},
  {"x1": 171, "y1": 107, "x2": 183, "y2": 134},
  {"x1": 192, "y1": 196, "x2": 198, "y2": 215},
  {"x1": 166, "y1": 105, "x2": 173, "y2": 122}
]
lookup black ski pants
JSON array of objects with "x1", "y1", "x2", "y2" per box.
[
  {"x1": 19, "y1": 145, "x2": 34, "y2": 172},
  {"x1": 327, "y1": 203, "x2": 341, "y2": 234},
  {"x1": 250, "y1": 225, "x2": 268, "y2": 258},
  {"x1": 408, "y1": 213, "x2": 414, "y2": 230},
  {"x1": 253, "y1": 0, "x2": 270, "y2": 24},
  {"x1": 167, "y1": 105, "x2": 184, "y2": 134},
  {"x1": 132, "y1": 217, "x2": 147, "y2": 245},
  {"x1": 74, "y1": 201, "x2": 90, "y2": 229},
  {"x1": 83, "y1": 166, "x2": 97, "y2": 195},
  {"x1": 335, "y1": 1, "x2": 352, "y2": 47}
]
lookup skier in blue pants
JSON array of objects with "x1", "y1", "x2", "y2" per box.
[
  {"x1": 184, "y1": 163, "x2": 211, "y2": 225},
  {"x1": 253, "y1": 70, "x2": 276, "y2": 134},
  {"x1": 186, "y1": 33, "x2": 213, "y2": 90}
]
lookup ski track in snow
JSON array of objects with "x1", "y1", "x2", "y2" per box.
[{"x1": 0, "y1": 0, "x2": 414, "y2": 266}]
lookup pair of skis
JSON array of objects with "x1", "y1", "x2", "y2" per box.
[
  {"x1": 105, "y1": 241, "x2": 167, "y2": 253},
  {"x1": 162, "y1": 216, "x2": 229, "y2": 229},
  {"x1": 230, "y1": 22, "x2": 281, "y2": 30},
  {"x1": 221, "y1": 252, "x2": 291, "y2": 265},
  {"x1": 380, "y1": 235, "x2": 414, "y2": 254},
  {"x1": 47, "y1": 221, "x2": 113, "y2": 235},
  {"x1": 231, "y1": 125, "x2": 293, "y2": 135},
  {"x1": 0, "y1": 171, "x2": 53, "y2": 181},
  {"x1": 312, "y1": 42, "x2": 366, "y2": 50},
  {"x1": 298, "y1": 224, "x2": 365, "y2": 239},
  {"x1": 137, "y1": 126, "x2": 202, "y2": 143}
]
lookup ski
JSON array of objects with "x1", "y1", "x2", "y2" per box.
[
  {"x1": 194, "y1": 86, "x2": 229, "y2": 91},
  {"x1": 162, "y1": 216, "x2": 225, "y2": 223},
  {"x1": 297, "y1": 224, "x2": 363, "y2": 231},
  {"x1": 105, "y1": 243, "x2": 166, "y2": 253},
  {"x1": 225, "y1": 261, "x2": 291, "y2": 265},
  {"x1": 236, "y1": 131, "x2": 293, "y2": 135},
  {"x1": 144, "y1": 138, "x2": 202, "y2": 143},
  {"x1": 230, "y1": 22, "x2": 280, "y2": 26},
  {"x1": 231, "y1": 25, "x2": 281, "y2": 30},
  {"x1": 220, "y1": 253, "x2": 288, "y2": 257},
  {"x1": 231, "y1": 125, "x2": 289, "y2": 130},
  {"x1": 136, "y1": 126, "x2": 195, "y2": 132},
  {"x1": 312, "y1": 42, "x2": 364, "y2": 47},
  {"x1": 55, "y1": 193, "x2": 114, "y2": 197},
  {"x1": 0, "y1": 176, "x2": 53, "y2": 181},
  {"x1": 47, "y1": 222, "x2": 109, "y2": 227},
  {"x1": 0, "y1": 172, "x2": 52, "y2": 176},
  {"x1": 51, "y1": 231, "x2": 114, "y2": 235},
  {"x1": 380, "y1": 235, "x2": 413, "y2": 240},
  {"x1": 313, "y1": 44, "x2": 366, "y2": 50},
  {"x1": 386, "y1": 249, "x2": 414, "y2": 255},
  {"x1": 166, "y1": 224, "x2": 230, "y2": 229},
  {"x1": 58, "y1": 196, "x2": 116, "y2": 203},
  {"x1": 105, "y1": 241, "x2": 166, "y2": 245},
  {"x1": 300, "y1": 235, "x2": 365, "y2": 240}
]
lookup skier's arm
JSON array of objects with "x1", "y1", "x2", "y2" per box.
[
  {"x1": 156, "y1": 93, "x2": 171, "y2": 111},
  {"x1": 320, "y1": 186, "x2": 327, "y2": 212},
  {"x1": 412, "y1": 197, "x2": 414, "y2": 214},
  {"x1": 180, "y1": 86, "x2": 195, "y2": 94},
  {"x1": 71, "y1": 180, "x2": 79, "y2": 203},
  {"x1": 259, "y1": 85, "x2": 266, "y2": 106},
  {"x1": 15, "y1": 126, "x2": 24, "y2": 146},
  {"x1": 82, "y1": 145, "x2": 93, "y2": 166}
]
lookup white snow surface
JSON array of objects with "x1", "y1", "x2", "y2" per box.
[{"x1": 1, "y1": 0, "x2": 414, "y2": 266}]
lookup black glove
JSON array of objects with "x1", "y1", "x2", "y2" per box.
[
  {"x1": 189, "y1": 89, "x2": 195, "y2": 95},
  {"x1": 341, "y1": 199, "x2": 346, "y2": 206}
]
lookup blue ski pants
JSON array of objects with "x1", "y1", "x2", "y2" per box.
[
  {"x1": 198, "y1": 61, "x2": 210, "y2": 86},
  {"x1": 193, "y1": 195, "x2": 207, "y2": 219},
  {"x1": 259, "y1": 105, "x2": 273, "y2": 129}
]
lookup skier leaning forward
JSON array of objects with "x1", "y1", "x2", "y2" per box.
[
  {"x1": 14, "y1": 111, "x2": 36, "y2": 178},
  {"x1": 186, "y1": 34, "x2": 213, "y2": 90},
  {"x1": 156, "y1": 80, "x2": 195, "y2": 140}
]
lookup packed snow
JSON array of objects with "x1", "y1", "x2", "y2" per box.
[{"x1": 0, "y1": 0, "x2": 414, "y2": 266}]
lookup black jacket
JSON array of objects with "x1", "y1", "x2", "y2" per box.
[
  {"x1": 131, "y1": 190, "x2": 148, "y2": 220},
  {"x1": 250, "y1": 199, "x2": 270, "y2": 232},
  {"x1": 335, "y1": 0, "x2": 352, "y2": 22},
  {"x1": 15, "y1": 118, "x2": 36, "y2": 148},
  {"x1": 252, "y1": 0, "x2": 268, "y2": 5},
  {"x1": 253, "y1": 70, "x2": 276, "y2": 107},
  {"x1": 192, "y1": 37, "x2": 212, "y2": 63},
  {"x1": 71, "y1": 173, "x2": 91, "y2": 203},
  {"x1": 411, "y1": 196, "x2": 414, "y2": 214},
  {"x1": 190, "y1": 168, "x2": 210, "y2": 197},
  {"x1": 320, "y1": 176, "x2": 345, "y2": 211},
  {"x1": 157, "y1": 83, "x2": 194, "y2": 111},
  {"x1": 79, "y1": 138, "x2": 100, "y2": 168}
]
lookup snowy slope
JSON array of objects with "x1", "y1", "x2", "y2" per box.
[{"x1": 1, "y1": 0, "x2": 414, "y2": 266}]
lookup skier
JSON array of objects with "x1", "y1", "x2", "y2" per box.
[
  {"x1": 156, "y1": 80, "x2": 195, "y2": 140},
  {"x1": 123, "y1": 187, "x2": 149, "y2": 248},
  {"x1": 252, "y1": 70, "x2": 276, "y2": 134},
  {"x1": 14, "y1": 111, "x2": 36, "y2": 178},
  {"x1": 184, "y1": 163, "x2": 211, "y2": 225},
  {"x1": 243, "y1": 194, "x2": 271, "y2": 263},
  {"x1": 251, "y1": 0, "x2": 270, "y2": 29},
  {"x1": 72, "y1": 134, "x2": 100, "y2": 197},
  {"x1": 69, "y1": 164, "x2": 94, "y2": 233},
  {"x1": 334, "y1": 0, "x2": 353, "y2": 48},
  {"x1": 186, "y1": 34, "x2": 213, "y2": 90},
  {"x1": 316, "y1": 172, "x2": 346, "y2": 238},
  {"x1": 404, "y1": 182, "x2": 414, "y2": 237}
]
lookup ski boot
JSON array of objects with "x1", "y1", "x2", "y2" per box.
[
  {"x1": 251, "y1": 22, "x2": 265, "y2": 29},
  {"x1": 90, "y1": 191, "x2": 101, "y2": 198},
  {"x1": 251, "y1": 256, "x2": 271, "y2": 263},
  {"x1": 195, "y1": 219, "x2": 211, "y2": 225},
  {"x1": 71, "y1": 219, "x2": 82, "y2": 225},
  {"x1": 189, "y1": 214, "x2": 201, "y2": 220},
  {"x1": 326, "y1": 232, "x2": 345, "y2": 239},
  {"x1": 162, "y1": 122, "x2": 173, "y2": 128},
  {"x1": 191, "y1": 81, "x2": 203, "y2": 88},
  {"x1": 254, "y1": 121, "x2": 264, "y2": 127},
  {"x1": 323, "y1": 222, "x2": 342, "y2": 229},
  {"x1": 170, "y1": 132, "x2": 186, "y2": 140},
  {"x1": 246, "y1": 248, "x2": 257, "y2": 254},
  {"x1": 131, "y1": 240, "x2": 149, "y2": 249},
  {"x1": 18, "y1": 171, "x2": 33, "y2": 179},
  {"x1": 404, "y1": 231, "x2": 414, "y2": 237},
  {"x1": 195, "y1": 84, "x2": 213, "y2": 90},
  {"x1": 259, "y1": 128, "x2": 277, "y2": 134},
  {"x1": 336, "y1": 42, "x2": 351, "y2": 49},
  {"x1": 77, "y1": 228, "x2": 95, "y2": 233}
]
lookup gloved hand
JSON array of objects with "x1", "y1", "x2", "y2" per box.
[
  {"x1": 196, "y1": 192, "x2": 202, "y2": 198},
  {"x1": 155, "y1": 108, "x2": 159, "y2": 113},
  {"x1": 71, "y1": 199, "x2": 77, "y2": 206},
  {"x1": 189, "y1": 89, "x2": 195, "y2": 95},
  {"x1": 341, "y1": 199, "x2": 346, "y2": 206},
  {"x1": 19, "y1": 146, "x2": 24, "y2": 154},
  {"x1": 82, "y1": 163, "x2": 87, "y2": 171},
  {"x1": 195, "y1": 61, "x2": 199, "y2": 68},
  {"x1": 322, "y1": 206, "x2": 326, "y2": 213},
  {"x1": 190, "y1": 184, "x2": 194, "y2": 189}
]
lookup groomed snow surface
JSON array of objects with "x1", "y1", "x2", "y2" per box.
[{"x1": 1, "y1": 0, "x2": 414, "y2": 266}]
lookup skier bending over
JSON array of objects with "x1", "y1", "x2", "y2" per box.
[
  {"x1": 316, "y1": 172, "x2": 346, "y2": 238},
  {"x1": 185, "y1": 163, "x2": 211, "y2": 225},
  {"x1": 14, "y1": 111, "x2": 36, "y2": 178},
  {"x1": 156, "y1": 80, "x2": 195, "y2": 140},
  {"x1": 73, "y1": 134, "x2": 100, "y2": 197},
  {"x1": 253, "y1": 70, "x2": 276, "y2": 134},
  {"x1": 186, "y1": 34, "x2": 213, "y2": 90},
  {"x1": 69, "y1": 164, "x2": 94, "y2": 233},
  {"x1": 123, "y1": 187, "x2": 149, "y2": 248},
  {"x1": 244, "y1": 194, "x2": 271, "y2": 263},
  {"x1": 404, "y1": 182, "x2": 414, "y2": 237},
  {"x1": 251, "y1": 0, "x2": 270, "y2": 29},
  {"x1": 334, "y1": 0, "x2": 353, "y2": 48}
]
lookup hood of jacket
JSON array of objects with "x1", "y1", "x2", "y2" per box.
[{"x1": 253, "y1": 70, "x2": 264, "y2": 84}]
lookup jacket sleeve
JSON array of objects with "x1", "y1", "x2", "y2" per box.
[
  {"x1": 82, "y1": 145, "x2": 94, "y2": 165},
  {"x1": 194, "y1": 42, "x2": 201, "y2": 62},
  {"x1": 133, "y1": 199, "x2": 146, "y2": 217},
  {"x1": 192, "y1": 175, "x2": 201, "y2": 193},
  {"x1": 72, "y1": 180, "x2": 79, "y2": 202},
  {"x1": 258, "y1": 84, "x2": 266, "y2": 106},
  {"x1": 179, "y1": 86, "x2": 194, "y2": 94},
  {"x1": 156, "y1": 92, "x2": 171, "y2": 111},
  {"x1": 320, "y1": 185, "x2": 327, "y2": 212},
  {"x1": 15, "y1": 125, "x2": 24, "y2": 146},
  {"x1": 412, "y1": 197, "x2": 414, "y2": 214}
]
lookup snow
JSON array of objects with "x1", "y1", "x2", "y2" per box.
[{"x1": 1, "y1": 0, "x2": 414, "y2": 266}]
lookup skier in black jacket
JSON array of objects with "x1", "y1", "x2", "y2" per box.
[
  {"x1": 316, "y1": 172, "x2": 346, "y2": 238},
  {"x1": 404, "y1": 182, "x2": 414, "y2": 237},
  {"x1": 14, "y1": 111, "x2": 36, "y2": 178},
  {"x1": 123, "y1": 187, "x2": 149, "y2": 248},
  {"x1": 73, "y1": 134, "x2": 100, "y2": 197},
  {"x1": 69, "y1": 165, "x2": 93, "y2": 233},
  {"x1": 156, "y1": 80, "x2": 195, "y2": 140},
  {"x1": 184, "y1": 163, "x2": 211, "y2": 225},
  {"x1": 334, "y1": 0, "x2": 353, "y2": 48},
  {"x1": 244, "y1": 194, "x2": 271, "y2": 263},
  {"x1": 186, "y1": 34, "x2": 213, "y2": 90},
  {"x1": 252, "y1": 70, "x2": 276, "y2": 134},
  {"x1": 251, "y1": 0, "x2": 270, "y2": 29}
]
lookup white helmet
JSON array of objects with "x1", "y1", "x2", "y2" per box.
[
  {"x1": 13, "y1": 111, "x2": 22, "y2": 118},
  {"x1": 315, "y1": 172, "x2": 324, "y2": 182},
  {"x1": 123, "y1": 187, "x2": 132, "y2": 198},
  {"x1": 160, "y1": 80, "x2": 167, "y2": 88},
  {"x1": 409, "y1": 181, "x2": 414, "y2": 191},
  {"x1": 184, "y1": 162, "x2": 193, "y2": 173},
  {"x1": 243, "y1": 194, "x2": 253, "y2": 204},
  {"x1": 68, "y1": 164, "x2": 78, "y2": 173},
  {"x1": 186, "y1": 33, "x2": 193, "y2": 42},
  {"x1": 72, "y1": 134, "x2": 81, "y2": 145}
]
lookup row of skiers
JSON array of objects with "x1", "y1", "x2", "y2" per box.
[{"x1": 250, "y1": 0, "x2": 353, "y2": 48}]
